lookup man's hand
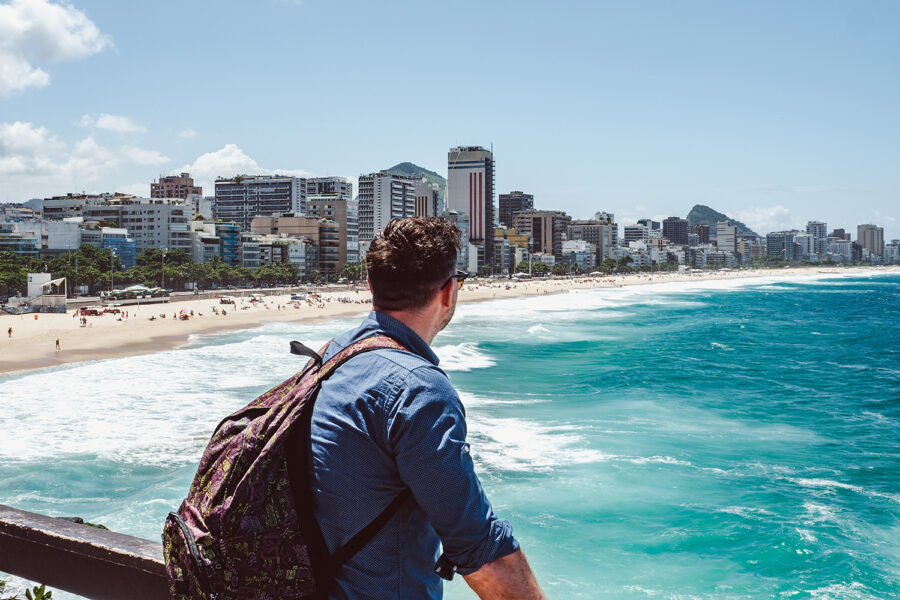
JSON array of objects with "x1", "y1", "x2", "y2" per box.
[{"x1": 463, "y1": 548, "x2": 547, "y2": 600}]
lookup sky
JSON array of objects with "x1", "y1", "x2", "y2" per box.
[{"x1": 0, "y1": 0, "x2": 898, "y2": 239}]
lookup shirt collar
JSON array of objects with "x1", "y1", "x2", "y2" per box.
[{"x1": 351, "y1": 311, "x2": 440, "y2": 366}]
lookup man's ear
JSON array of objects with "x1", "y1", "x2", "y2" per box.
[
  {"x1": 367, "y1": 275, "x2": 373, "y2": 293},
  {"x1": 439, "y1": 280, "x2": 454, "y2": 308}
]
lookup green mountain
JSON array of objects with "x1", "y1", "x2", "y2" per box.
[
  {"x1": 385, "y1": 162, "x2": 446, "y2": 204},
  {"x1": 687, "y1": 204, "x2": 759, "y2": 238}
]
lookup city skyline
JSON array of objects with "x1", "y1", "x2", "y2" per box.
[{"x1": 0, "y1": 0, "x2": 898, "y2": 239}]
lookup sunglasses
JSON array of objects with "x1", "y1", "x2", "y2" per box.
[{"x1": 442, "y1": 270, "x2": 468, "y2": 291}]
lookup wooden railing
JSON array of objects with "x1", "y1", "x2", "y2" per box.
[{"x1": 0, "y1": 504, "x2": 167, "y2": 600}]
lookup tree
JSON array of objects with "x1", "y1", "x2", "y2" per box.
[
  {"x1": 617, "y1": 256, "x2": 634, "y2": 270},
  {"x1": 339, "y1": 261, "x2": 365, "y2": 283},
  {"x1": 551, "y1": 263, "x2": 570, "y2": 276},
  {"x1": 601, "y1": 257, "x2": 618, "y2": 274},
  {"x1": 193, "y1": 214, "x2": 206, "y2": 221},
  {"x1": 515, "y1": 260, "x2": 549, "y2": 276},
  {"x1": 0, "y1": 251, "x2": 28, "y2": 297}
]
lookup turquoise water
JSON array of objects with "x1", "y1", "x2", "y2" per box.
[{"x1": 1, "y1": 272, "x2": 898, "y2": 599}]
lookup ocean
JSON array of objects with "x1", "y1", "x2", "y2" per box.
[{"x1": 1, "y1": 271, "x2": 898, "y2": 599}]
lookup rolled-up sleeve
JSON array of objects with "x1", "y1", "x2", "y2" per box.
[{"x1": 385, "y1": 366, "x2": 519, "y2": 574}]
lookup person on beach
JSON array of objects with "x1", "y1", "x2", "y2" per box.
[
  {"x1": 55, "y1": 338, "x2": 60, "y2": 351},
  {"x1": 306, "y1": 217, "x2": 545, "y2": 600},
  {"x1": 7, "y1": 326, "x2": 11, "y2": 338}
]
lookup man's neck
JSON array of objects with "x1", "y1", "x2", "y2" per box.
[{"x1": 375, "y1": 307, "x2": 436, "y2": 345}]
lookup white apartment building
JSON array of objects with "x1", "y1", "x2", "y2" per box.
[
  {"x1": 716, "y1": 222, "x2": 737, "y2": 253},
  {"x1": 214, "y1": 175, "x2": 307, "y2": 231},
  {"x1": 114, "y1": 198, "x2": 191, "y2": 253},
  {"x1": 357, "y1": 172, "x2": 416, "y2": 243},
  {"x1": 806, "y1": 221, "x2": 828, "y2": 254}
]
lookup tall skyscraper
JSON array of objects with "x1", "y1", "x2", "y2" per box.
[
  {"x1": 512, "y1": 210, "x2": 571, "y2": 259},
  {"x1": 447, "y1": 146, "x2": 494, "y2": 269},
  {"x1": 498, "y1": 191, "x2": 534, "y2": 228},
  {"x1": 716, "y1": 222, "x2": 737, "y2": 253},
  {"x1": 214, "y1": 175, "x2": 307, "y2": 230},
  {"x1": 151, "y1": 172, "x2": 202, "y2": 199},
  {"x1": 357, "y1": 172, "x2": 416, "y2": 246},
  {"x1": 857, "y1": 224, "x2": 884, "y2": 257},
  {"x1": 307, "y1": 176, "x2": 352, "y2": 198},
  {"x1": 690, "y1": 223, "x2": 710, "y2": 244},
  {"x1": 414, "y1": 180, "x2": 441, "y2": 217},
  {"x1": 306, "y1": 196, "x2": 358, "y2": 272},
  {"x1": 623, "y1": 224, "x2": 650, "y2": 246},
  {"x1": 568, "y1": 220, "x2": 616, "y2": 264},
  {"x1": 766, "y1": 231, "x2": 799, "y2": 261},
  {"x1": 663, "y1": 217, "x2": 689, "y2": 246},
  {"x1": 806, "y1": 221, "x2": 827, "y2": 254}
]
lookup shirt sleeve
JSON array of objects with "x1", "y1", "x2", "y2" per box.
[{"x1": 385, "y1": 366, "x2": 520, "y2": 575}]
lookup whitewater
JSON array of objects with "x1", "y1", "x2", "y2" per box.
[{"x1": 1, "y1": 271, "x2": 898, "y2": 599}]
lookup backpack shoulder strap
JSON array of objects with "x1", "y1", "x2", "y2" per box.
[
  {"x1": 312, "y1": 334, "x2": 407, "y2": 382},
  {"x1": 288, "y1": 334, "x2": 411, "y2": 586}
]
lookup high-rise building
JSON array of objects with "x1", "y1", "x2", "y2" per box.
[
  {"x1": 593, "y1": 212, "x2": 618, "y2": 247},
  {"x1": 637, "y1": 218, "x2": 660, "y2": 231},
  {"x1": 766, "y1": 231, "x2": 799, "y2": 262},
  {"x1": 512, "y1": 210, "x2": 571, "y2": 259},
  {"x1": 441, "y1": 210, "x2": 471, "y2": 272},
  {"x1": 663, "y1": 217, "x2": 689, "y2": 246},
  {"x1": 716, "y1": 222, "x2": 737, "y2": 253},
  {"x1": 151, "y1": 172, "x2": 201, "y2": 199},
  {"x1": 214, "y1": 175, "x2": 307, "y2": 231},
  {"x1": 498, "y1": 191, "x2": 534, "y2": 228},
  {"x1": 857, "y1": 224, "x2": 884, "y2": 258},
  {"x1": 623, "y1": 224, "x2": 650, "y2": 246},
  {"x1": 830, "y1": 228, "x2": 851, "y2": 241},
  {"x1": 414, "y1": 180, "x2": 441, "y2": 217},
  {"x1": 690, "y1": 223, "x2": 710, "y2": 244},
  {"x1": 306, "y1": 196, "x2": 358, "y2": 272},
  {"x1": 447, "y1": 146, "x2": 494, "y2": 268},
  {"x1": 82, "y1": 197, "x2": 191, "y2": 253},
  {"x1": 307, "y1": 177, "x2": 352, "y2": 199},
  {"x1": 357, "y1": 172, "x2": 417, "y2": 245},
  {"x1": 568, "y1": 220, "x2": 615, "y2": 265},
  {"x1": 884, "y1": 240, "x2": 900, "y2": 263},
  {"x1": 806, "y1": 221, "x2": 827, "y2": 254}
]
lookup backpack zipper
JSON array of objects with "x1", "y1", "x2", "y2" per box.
[{"x1": 168, "y1": 512, "x2": 217, "y2": 598}]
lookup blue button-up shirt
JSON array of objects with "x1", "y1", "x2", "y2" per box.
[{"x1": 308, "y1": 311, "x2": 519, "y2": 599}]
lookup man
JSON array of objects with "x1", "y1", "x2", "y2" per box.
[{"x1": 308, "y1": 217, "x2": 545, "y2": 600}]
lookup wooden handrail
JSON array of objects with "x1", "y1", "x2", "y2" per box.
[{"x1": 0, "y1": 504, "x2": 167, "y2": 600}]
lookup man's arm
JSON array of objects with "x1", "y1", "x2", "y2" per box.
[{"x1": 463, "y1": 549, "x2": 547, "y2": 600}]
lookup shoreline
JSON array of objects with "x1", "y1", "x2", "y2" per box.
[{"x1": 2, "y1": 266, "x2": 897, "y2": 376}]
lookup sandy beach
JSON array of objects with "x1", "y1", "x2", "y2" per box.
[{"x1": 1, "y1": 266, "x2": 897, "y2": 375}]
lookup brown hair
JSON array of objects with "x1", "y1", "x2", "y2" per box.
[{"x1": 366, "y1": 217, "x2": 461, "y2": 311}]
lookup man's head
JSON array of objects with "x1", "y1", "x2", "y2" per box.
[{"x1": 366, "y1": 217, "x2": 462, "y2": 317}]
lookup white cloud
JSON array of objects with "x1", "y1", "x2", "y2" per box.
[
  {"x1": 177, "y1": 143, "x2": 314, "y2": 194},
  {"x1": 81, "y1": 113, "x2": 147, "y2": 134},
  {"x1": 120, "y1": 145, "x2": 169, "y2": 165},
  {"x1": 0, "y1": 0, "x2": 111, "y2": 96},
  {"x1": 178, "y1": 128, "x2": 197, "y2": 139},
  {"x1": 736, "y1": 205, "x2": 793, "y2": 234},
  {"x1": 0, "y1": 121, "x2": 64, "y2": 174},
  {"x1": 0, "y1": 120, "x2": 169, "y2": 197}
]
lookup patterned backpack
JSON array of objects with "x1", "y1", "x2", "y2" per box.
[{"x1": 162, "y1": 335, "x2": 411, "y2": 600}]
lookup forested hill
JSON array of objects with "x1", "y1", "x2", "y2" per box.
[
  {"x1": 385, "y1": 162, "x2": 446, "y2": 203},
  {"x1": 687, "y1": 204, "x2": 759, "y2": 238}
]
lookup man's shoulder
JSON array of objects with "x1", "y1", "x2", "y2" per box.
[{"x1": 345, "y1": 343, "x2": 448, "y2": 384}]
